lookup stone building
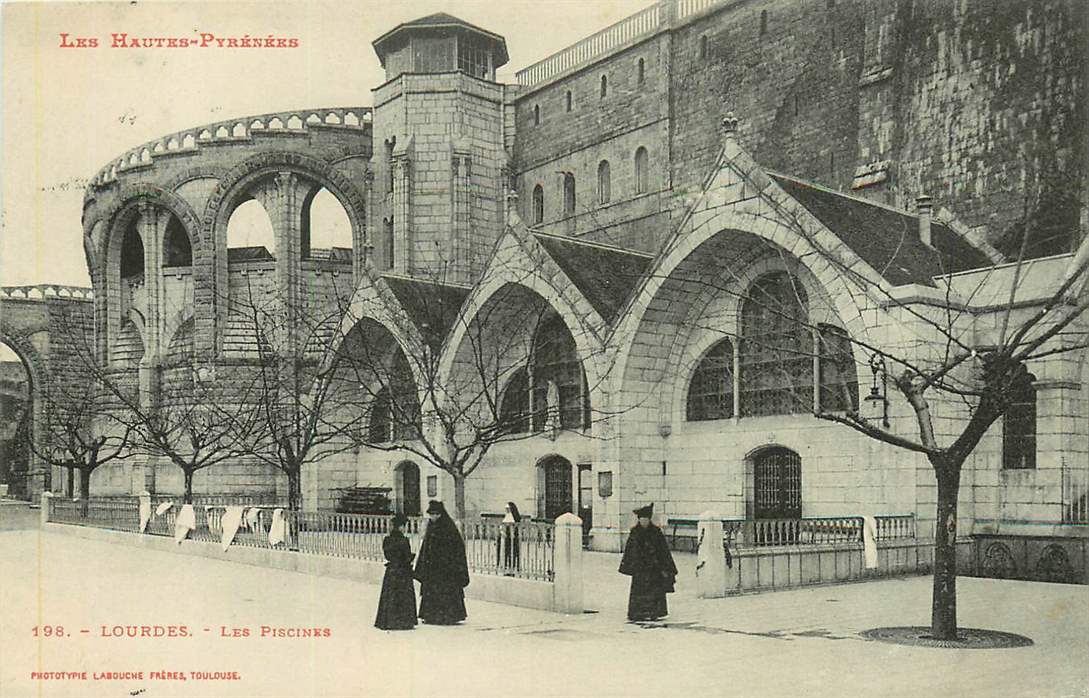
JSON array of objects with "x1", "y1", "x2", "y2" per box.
[{"x1": 76, "y1": 2, "x2": 1086, "y2": 578}]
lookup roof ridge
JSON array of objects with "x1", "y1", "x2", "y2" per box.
[
  {"x1": 766, "y1": 170, "x2": 938, "y2": 222},
  {"x1": 532, "y1": 230, "x2": 655, "y2": 258},
  {"x1": 378, "y1": 272, "x2": 473, "y2": 291}
]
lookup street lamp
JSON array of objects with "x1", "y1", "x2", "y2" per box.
[{"x1": 863, "y1": 353, "x2": 889, "y2": 427}]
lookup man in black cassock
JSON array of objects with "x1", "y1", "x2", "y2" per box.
[
  {"x1": 414, "y1": 500, "x2": 469, "y2": 624},
  {"x1": 619, "y1": 503, "x2": 677, "y2": 622}
]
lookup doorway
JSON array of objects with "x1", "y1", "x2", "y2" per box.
[
  {"x1": 538, "y1": 455, "x2": 573, "y2": 521},
  {"x1": 395, "y1": 461, "x2": 421, "y2": 516}
]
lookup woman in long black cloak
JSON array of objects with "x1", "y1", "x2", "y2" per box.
[
  {"x1": 414, "y1": 500, "x2": 469, "y2": 625},
  {"x1": 375, "y1": 513, "x2": 417, "y2": 630},
  {"x1": 619, "y1": 503, "x2": 677, "y2": 622}
]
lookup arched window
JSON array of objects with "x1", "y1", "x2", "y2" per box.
[
  {"x1": 120, "y1": 224, "x2": 144, "y2": 280},
  {"x1": 499, "y1": 368, "x2": 530, "y2": 434},
  {"x1": 699, "y1": 35, "x2": 709, "y2": 59},
  {"x1": 226, "y1": 199, "x2": 275, "y2": 257},
  {"x1": 740, "y1": 271, "x2": 812, "y2": 416},
  {"x1": 687, "y1": 339, "x2": 734, "y2": 421},
  {"x1": 303, "y1": 187, "x2": 352, "y2": 259},
  {"x1": 565, "y1": 91, "x2": 572, "y2": 112},
  {"x1": 1003, "y1": 371, "x2": 1036, "y2": 469},
  {"x1": 634, "y1": 147, "x2": 649, "y2": 195},
  {"x1": 563, "y1": 173, "x2": 576, "y2": 215},
  {"x1": 532, "y1": 185, "x2": 544, "y2": 224},
  {"x1": 163, "y1": 217, "x2": 191, "y2": 267},
  {"x1": 530, "y1": 313, "x2": 589, "y2": 431},
  {"x1": 637, "y1": 58, "x2": 645, "y2": 84},
  {"x1": 597, "y1": 160, "x2": 611, "y2": 205},
  {"x1": 368, "y1": 387, "x2": 393, "y2": 442},
  {"x1": 600, "y1": 75, "x2": 608, "y2": 98},
  {"x1": 368, "y1": 352, "x2": 420, "y2": 442},
  {"x1": 760, "y1": 10, "x2": 768, "y2": 35},
  {"x1": 534, "y1": 104, "x2": 541, "y2": 126},
  {"x1": 817, "y1": 324, "x2": 858, "y2": 412}
]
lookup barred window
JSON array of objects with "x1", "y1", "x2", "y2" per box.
[
  {"x1": 637, "y1": 57, "x2": 645, "y2": 84},
  {"x1": 1003, "y1": 371, "x2": 1036, "y2": 469},
  {"x1": 597, "y1": 160, "x2": 611, "y2": 205},
  {"x1": 457, "y1": 37, "x2": 490, "y2": 77},
  {"x1": 687, "y1": 339, "x2": 734, "y2": 421},
  {"x1": 739, "y1": 271, "x2": 813, "y2": 416},
  {"x1": 565, "y1": 90, "x2": 572, "y2": 112},
  {"x1": 499, "y1": 368, "x2": 530, "y2": 434},
  {"x1": 817, "y1": 324, "x2": 858, "y2": 412},
  {"x1": 530, "y1": 313, "x2": 589, "y2": 431},
  {"x1": 600, "y1": 75, "x2": 608, "y2": 98}
]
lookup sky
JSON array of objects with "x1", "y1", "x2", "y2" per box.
[{"x1": 0, "y1": 0, "x2": 652, "y2": 290}]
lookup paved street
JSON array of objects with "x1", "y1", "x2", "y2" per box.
[{"x1": 1, "y1": 501, "x2": 1086, "y2": 698}]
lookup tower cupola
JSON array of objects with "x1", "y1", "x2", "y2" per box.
[{"x1": 372, "y1": 13, "x2": 509, "y2": 82}]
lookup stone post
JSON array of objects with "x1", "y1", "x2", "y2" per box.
[
  {"x1": 696, "y1": 510, "x2": 725, "y2": 599},
  {"x1": 40, "y1": 491, "x2": 52, "y2": 528},
  {"x1": 552, "y1": 512, "x2": 584, "y2": 614}
]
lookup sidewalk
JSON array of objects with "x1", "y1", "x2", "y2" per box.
[{"x1": 2, "y1": 513, "x2": 1087, "y2": 698}]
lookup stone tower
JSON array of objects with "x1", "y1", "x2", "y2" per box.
[{"x1": 370, "y1": 13, "x2": 511, "y2": 286}]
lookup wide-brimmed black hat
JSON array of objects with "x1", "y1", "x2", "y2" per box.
[
  {"x1": 426, "y1": 500, "x2": 447, "y2": 515},
  {"x1": 391, "y1": 513, "x2": 409, "y2": 528},
  {"x1": 633, "y1": 503, "x2": 654, "y2": 518}
]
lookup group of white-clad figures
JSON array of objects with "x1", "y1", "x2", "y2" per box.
[{"x1": 374, "y1": 501, "x2": 677, "y2": 630}]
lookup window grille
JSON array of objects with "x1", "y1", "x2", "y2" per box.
[
  {"x1": 740, "y1": 271, "x2": 812, "y2": 416},
  {"x1": 817, "y1": 324, "x2": 858, "y2": 412},
  {"x1": 687, "y1": 339, "x2": 734, "y2": 421}
]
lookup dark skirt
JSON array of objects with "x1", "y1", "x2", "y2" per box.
[
  {"x1": 627, "y1": 573, "x2": 668, "y2": 621},
  {"x1": 418, "y1": 581, "x2": 467, "y2": 625},
  {"x1": 375, "y1": 566, "x2": 417, "y2": 630}
]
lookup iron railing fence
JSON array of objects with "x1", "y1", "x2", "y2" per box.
[
  {"x1": 46, "y1": 498, "x2": 555, "y2": 582},
  {"x1": 1063, "y1": 467, "x2": 1089, "y2": 524},
  {"x1": 461, "y1": 518, "x2": 554, "y2": 582},
  {"x1": 49, "y1": 497, "x2": 140, "y2": 532}
]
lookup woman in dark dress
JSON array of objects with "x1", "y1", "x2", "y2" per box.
[
  {"x1": 374, "y1": 513, "x2": 417, "y2": 630},
  {"x1": 619, "y1": 503, "x2": 678, "y2": 622},
  {"x1": 414, "y1": 500, "x2": 469, "y2": 625},
  {"x1": 496, "y1": 501, "x2": 521, "y2": 574}
]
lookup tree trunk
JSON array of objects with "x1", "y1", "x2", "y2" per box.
[
  {"x1": 183, "y1": 469, "x2": 194, "y2": 504},
  {"x1": 930, "y1": 465, "x2": 961, "y2": 640},
  {"x1": 288, "y1": 468, "x2": 302, "y2": 512},
  {"x1": 79, "y1": 468, "x2": 92, "y2": 517},
  {"x1": 452, "y1": 472, "x2": 466, "y2": 520}
]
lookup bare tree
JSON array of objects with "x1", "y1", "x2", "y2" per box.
[
  {"x1": 32, "y1": 381, "x2": 136, "y2": 515},
  {"x1": 327, "y1": 262, "x2": 619, "y2": 519},
  {"x1": 666, "y1": 156, "x2": 1086, "y2": 641},
  {"x1": 223, "y1": 277, "x2": 372, "y2": 512}
]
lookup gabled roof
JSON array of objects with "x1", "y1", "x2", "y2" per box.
[
  {"x1": 533, "y1": 233, "x2": 653, "y2": 325},
  {"x1": 770, "y1": 174, "x2": 993, "y2": 286},
  {"x1": 372, "y1": 13, "x2": 509, "y2": 68},
  {"x1": 380, "y1": 275, "x2": 470, "y2": 351}
]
